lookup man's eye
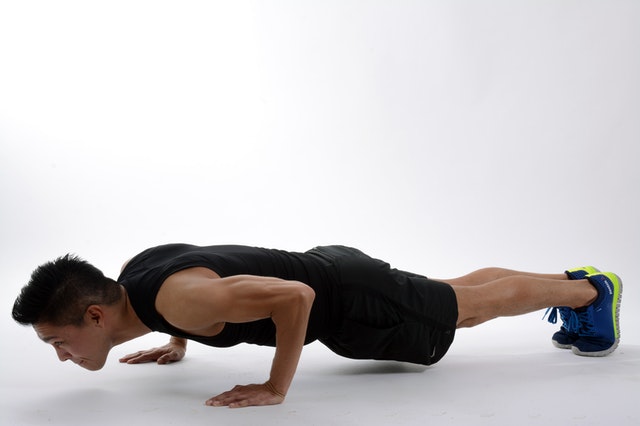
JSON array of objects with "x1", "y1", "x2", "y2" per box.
[{"x1": 53, "y1": 341, "x2": 63, "y2": 347}]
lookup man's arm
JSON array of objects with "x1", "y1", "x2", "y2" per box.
[{"x1": 155, "y1": 267, "x2": 315, "y2": 408}]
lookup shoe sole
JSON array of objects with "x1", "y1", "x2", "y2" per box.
[
  {"x1": 552, "y1": 340, "x2": 573, "y2": 350},
  {"x1": 572, "y1": 272, "x2": 623, "y2": 357},
  {"x1": 551, "y1": 330, "x2": 577, "y2": 350}
]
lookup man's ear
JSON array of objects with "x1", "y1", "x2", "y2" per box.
[{"x1": 85, "y1": 305, "x2": 104, "y2": 327}]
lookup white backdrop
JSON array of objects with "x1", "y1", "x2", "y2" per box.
[{"x1": 1, "y1": 1, "x2": 639, "y2": 425}]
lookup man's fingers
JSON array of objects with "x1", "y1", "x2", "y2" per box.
[
  {"x1": 119, "y1": 351, "x2": 143, "y2": 363},
  {"x1": 157, "y1": 353, "x2": 175, "y2": 364},
  {"x1": 119, "y1": 343, "x2": 185, "y2": 365},
  {"x1": 205, "y1": 384, "x2": 284, "y2": 408},
  {"x1": 206, "y1": 390, "x2": 236, "y2": 407},
  {"x1": 121, "y1": 354, "x2": 147, "y2": 364},
  {"x1": 120, "y1": 350, "x2": 160, "y2": 364},
  {"x1": 120, "y1": 349, "x2": 181, "y2": 364},
  {"x1": 229, "y1": 399, "x2": 251, "y2": 409}
]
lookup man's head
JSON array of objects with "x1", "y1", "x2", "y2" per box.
[{"x1": 12, "y1": 254, "x2": 123, "y2": 370}]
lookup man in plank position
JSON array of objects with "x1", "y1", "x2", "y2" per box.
[{"x1": 12, "y1": 244, "x2": 622, "y2": 408}]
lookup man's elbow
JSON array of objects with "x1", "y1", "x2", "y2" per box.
[{"x1": 295, "y1": 282, "x2": 315, "y2": 308}]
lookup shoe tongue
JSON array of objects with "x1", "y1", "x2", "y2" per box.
[{"x1": 566, "y1": 269, "x2": 587, "y2": 280}]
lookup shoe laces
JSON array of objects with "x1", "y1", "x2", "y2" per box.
[
  {"x1": 543, "y1": 307, "x2": 559, "y2": 324},
  {"x1": 543, "y1": 307, "x2": 581, "y2": 333},
  {"x1": 575, "y1": 309, "x2": 595, "y2": 336}
]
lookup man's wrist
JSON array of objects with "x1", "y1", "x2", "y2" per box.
[
  {"x1": 169, "y1": 336, "x2": 187, "y2": 348},
  {"x1": 264, "y1": 380, "x2": 286, "y2": 399}
]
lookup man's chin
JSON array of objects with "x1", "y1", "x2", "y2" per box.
[{"x1": 77, "y1": 360, "x2": 105, "y2": 371}]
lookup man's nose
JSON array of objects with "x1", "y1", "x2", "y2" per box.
[{"x1": 55, "y1": 346, "x2": 71, "y2": 362}]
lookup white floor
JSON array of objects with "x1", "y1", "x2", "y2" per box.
[{"x1": 3, "y1": 311, "x2": 639, "y2": 425}]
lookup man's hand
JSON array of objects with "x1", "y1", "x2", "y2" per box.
[
  {"x1": 119, "y1": 338, "x2": 187, "y2": 365},
  {"x1": 205, "y1": 382, "x2": 285, "y2": 408}
]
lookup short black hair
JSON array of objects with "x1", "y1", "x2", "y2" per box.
[{"x1": 12, "y1": 254, "x2": 122, "y2": 326}]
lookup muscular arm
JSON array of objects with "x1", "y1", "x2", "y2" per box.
[{"x1": 156, "y1": 267, "x2": 315, "y2": 407}]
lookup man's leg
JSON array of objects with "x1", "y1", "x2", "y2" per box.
[
  {"x1": 437, "y1": 267, "x2": 567, "y2": 288},
  {"x1": 447, "y1": 275, "x2": 597, "y2": 328},
  {"x1": 443, "y1": 269, "x2": 622, "y2": 357}
]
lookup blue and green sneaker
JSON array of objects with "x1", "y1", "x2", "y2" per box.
[
  {"x1": 572, "y1": 272, "x2": 623, "y2": 357},
  {"x1": 545, "y1": 266, "x2": 600, "y2": 349}
]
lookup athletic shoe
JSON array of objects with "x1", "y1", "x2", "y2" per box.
[
  {"x1": 566, "y1": 266, "x2": 600, "y2": 280},
  {"x1": 571, "y1": 272, "x2": 623, "y2": 357},
  {"x1": 546, "y1": 266, "x2": 600, "y2": 349}
]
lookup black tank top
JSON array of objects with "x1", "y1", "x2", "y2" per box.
[{"x1": 117, "y1": 243, "x2": 341, "y2": 347}]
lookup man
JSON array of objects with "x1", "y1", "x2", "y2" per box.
[{"x1": 12, "y1": 243, "x2": 622, "y2": 408}]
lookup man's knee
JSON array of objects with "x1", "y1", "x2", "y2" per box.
[{"x1": 451, "y1": 285, "x2": 493, "y2": 328}]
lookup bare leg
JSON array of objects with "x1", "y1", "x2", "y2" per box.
[
  {"x1": 446, "y1": 275, "x2": 598, "y2": 328},
  {"x1": 436, "y1": 267, "x2": 567, "y2": 287}
]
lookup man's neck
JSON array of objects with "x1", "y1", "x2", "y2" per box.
[{"x1": 110, "y1": 286, "x2": 152, "y2": 346}]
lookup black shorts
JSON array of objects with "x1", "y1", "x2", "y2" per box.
[{"x1": 310, "y1": 246, "x2": 457, "y2": 366}]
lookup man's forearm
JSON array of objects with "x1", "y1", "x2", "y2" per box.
[{"x1": 268, "y1": 285, "x2": 315, "y2": 396}]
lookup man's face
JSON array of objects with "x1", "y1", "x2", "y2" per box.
[{"x1": 33, "y1": 317, "x2": 111, "y2": 371}]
